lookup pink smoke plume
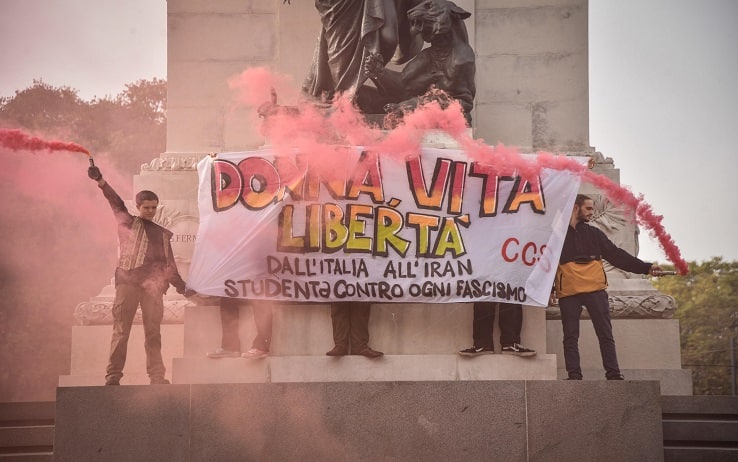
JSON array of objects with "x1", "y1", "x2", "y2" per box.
[
  {"x1": 228, "y1": 68, "x2": 688, "y2": 274},
  {"x1": 0, "y1": 128, "x2": 91, "y2": 156}
]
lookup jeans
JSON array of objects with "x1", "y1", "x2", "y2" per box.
[
  {"x1": 106, "y1": 283, "x2": 165, "y2": 381},
  {"x1": 472, "y1": 302, "x2": 523, "y2": 349},
  {"x1": 220, "y1": 297, "x2": 273, "y2": 352},
  {"x1": 559, "y1": 290, "x2": 620, "y2": 379}
]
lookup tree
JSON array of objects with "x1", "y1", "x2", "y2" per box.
[
  {"x1": 653, "y1": 258, "x2": 738, "y2": 395},
  {"x1": 0, "y1": 80, "x2": 82, "y2": 129},
  {"x1": 0, "y1": 78, "x2": 167, "y2": 175},
  {"x1": 105, "y1": 78, "x2": 167, "y2": 173},
  {"x1": 0, "y1": 79, "x2": 167, "y2": 401}
]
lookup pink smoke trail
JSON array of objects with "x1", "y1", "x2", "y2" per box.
[
  {"x1": 0, "y1": 128, "x2": 91, "y2": 156},
  {"x1": 230, "y1": 68, "x2": 688, "y2": 274}
]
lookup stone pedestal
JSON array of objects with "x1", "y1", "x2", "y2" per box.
[
  {"x1": 59, "y1": 282, "x2": 189, "y2": 386},
  {"x1": 54, "y1": 381, "x2": 665, "y2": 462},
  {"x1": 61, "y1": 0, "x2": 691, "y2": 396},
  {"x1": 172, "y1": 302, "x2": 557, "y2": 384}
]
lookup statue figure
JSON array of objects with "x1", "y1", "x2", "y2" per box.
[
  {"x1": 284, "y1": 0, "x2": 476, "y2": 124},
  {"x1": 361, "y1": 0, "x2": 476, "y2": 124},
  {"x1": 300, "y1": 0, "x2": 423, "y2": 105}
]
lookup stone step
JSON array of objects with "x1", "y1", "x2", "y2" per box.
[
  {"x1": 662, "y1": 395, "x2": 738, "y2": 462},
  {"x1": 0, "y1": 402, "x2": 55, "y2": 461},
  {"x1": 172, "y1": 353, "x2": 558, "y2": 384}
]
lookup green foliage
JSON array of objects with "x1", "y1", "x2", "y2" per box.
[
  {"x1": 0, "y1": 78, "x2": 166, "y2": 401},
  {"x1": 0, "y1": 78, "x2": 167, "y2": 175},
  {"x1": 653, "y1": 258, "x2": 738, "y2": 395}
]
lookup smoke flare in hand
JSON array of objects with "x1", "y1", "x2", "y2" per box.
[{"x1": 0, "y1": 128, "x2": 90, "y2": 156}]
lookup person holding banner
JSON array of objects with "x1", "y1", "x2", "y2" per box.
[
  {"x1": 206, "y1": 297, "x2": 273, "y2": 359},
  {"x1": 554, "y1": 194, "x2": 662, "y2": 380},
  {"x1": 326, "y1": 302, "x2": 383, "y2": 358},
  {"x1": 88, "y1": 165, "x2": 191, "y2": 386},
  {"x1": 459, "y1": 302, "x2": 536, "y2": 357}
]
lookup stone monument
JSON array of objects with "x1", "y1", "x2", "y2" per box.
[
  {"x1": 60, "y1": 0, "x2": 689, "y2": 395},
  {"x1": 53, "y1": 2, "x2": 676, "y2": 460}
]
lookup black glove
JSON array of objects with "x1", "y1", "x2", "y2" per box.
[{"x1": 88, "y1": 166, "x2": 102, "y2": 181}]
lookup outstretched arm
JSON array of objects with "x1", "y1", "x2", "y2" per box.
[{"x1": 88, "y1": 166, "x2": 132, "y2": 225}]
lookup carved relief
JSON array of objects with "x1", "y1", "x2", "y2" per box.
[
  {"x1": 546, "y1": 293, "x2": 676, "y2": 319},
  {"x1": 73, "y1": 298, "x2": 188, "y2": 325},
  {"x1": 141, "y1": 155, "x2": 200, "y2": 171}
]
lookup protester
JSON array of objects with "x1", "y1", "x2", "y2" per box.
[
  {"x1": 89, "y1": 165, "x2": 191, "y2": 385},
  {"x1": 459, "y1": 302, "x2": 536, "y2": 357},
  {"x1": 206, "y1": 297, "x2": 273, "y2": 359},
  {"x1": 553, "y1": 194, "x2": 662, "y2": 380}
]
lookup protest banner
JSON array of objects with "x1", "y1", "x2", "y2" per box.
[{"x1": 188, "y1": 147, "x2": 585, "y2": 306}]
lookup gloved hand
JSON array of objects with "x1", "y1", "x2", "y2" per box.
[{"x1": 88, "y1": 166, "x2": 103, "y2": 181}]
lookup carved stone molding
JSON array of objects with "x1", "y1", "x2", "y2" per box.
[
  {"x1": 140, "y1": 155, "x2": 200, "y2": 171},
  {"x1": 546, "y1": 293, "x2": 676, "y2": 319},
  {"x1": 73, "y1": 299, "x2": 188, "y2": 326}
]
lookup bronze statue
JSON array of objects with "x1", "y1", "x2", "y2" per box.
[
  {"x1": 300, "y1": 0, "x2": 423, "y2": 105},
  {"x1": 361, "y1": 0, "x2": 476, "y2": 124},
  {"x1": 285, "y1": 0, "x2": 475, "y2": 125}
]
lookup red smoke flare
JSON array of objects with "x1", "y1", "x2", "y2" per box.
[{"x1": 0, "y1": 128, "x2": 90, "y2": 156}]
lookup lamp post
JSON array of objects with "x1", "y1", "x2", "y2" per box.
[{"x1": 730, "y1": 335, "x2": 735, "y2": 396}]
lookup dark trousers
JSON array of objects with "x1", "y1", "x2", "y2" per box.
[
  {"x1": 330, "y1": 302, "x2": 371, "y2": 353},
  {"x1": 106, "y1": 283, "x2": 165, "y2": 381},
  {"x1": 559, "y1": 290, "x2": 620, "y2": 378},
  {"x1": 472, "y1": 302, "x2": 523, "y2": 349},
  {"x1": 220, "y1": 297, "x2": 273, "y2": 352}
]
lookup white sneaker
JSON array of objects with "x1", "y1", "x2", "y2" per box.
[
  {"x1": 242, "y1": 348, "x2": 269, "y2": 359},
  {"x1": 206, "y1": 348, "x2": 240, "y2": 358}
]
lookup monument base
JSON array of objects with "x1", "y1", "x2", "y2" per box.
[
  {"x1": 546, "y1": 318, "x2": 692, "y2": 395},
  {"x1": 58, "y1": 324, "x2": 183, "y2": 386},
  {"x1": 173, "y1": 354, "x2": 557, "y2": 384},
  {"x1": 54, "y1": 381, "x2": 664, "y2": 462}
]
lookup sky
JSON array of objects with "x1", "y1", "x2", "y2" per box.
[{"x1": 1, "y1": 0, "x2": 736, "y2": 265}]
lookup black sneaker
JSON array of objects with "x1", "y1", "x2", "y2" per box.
[
  {"x1": 606, "y1": 374, "x2": 625, "y2": 380},
  {"x1": 458, "y1": 346, "x2": 495, "y2": 356},
  {"x1": 501, "y1": 343, "x2": 536, "y2": 357}
]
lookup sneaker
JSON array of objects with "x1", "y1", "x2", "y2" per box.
[
  {"x1": 458, "y1": 346, "x2": 495, "y2": 356},
  {"x1": 150, "y1": 377, "x2": 170, "y2": 385},
  {"x1": 206, "y1": 348, "x2": 240, "y2": 359},
  {"x1": 242, "y1": 348, "x2": 269, "y2": 359},
  {"x1": 565, "y1": 375, "x2": 583, "y2": 380},
  {"x1": 606, "y1": 374, "x2": 625, "y2": 380},
  {"x1": 501, "y1": 343, "x2": 536, "y2": 357},
  {"x1": 105, "y1": 377, "x2": 120, "y2": 386}
]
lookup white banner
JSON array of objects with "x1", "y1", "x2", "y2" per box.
[{"x1": 188, "y1": 147, "x2": 584, "y2": 306}]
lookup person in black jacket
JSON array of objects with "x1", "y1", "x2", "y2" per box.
[
  {"x1": 89, "y1": 165, "x2": 191, "y2": 385},
  {"x1": 553, "y1": 194, "x2": 662, "y2": 380}
]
